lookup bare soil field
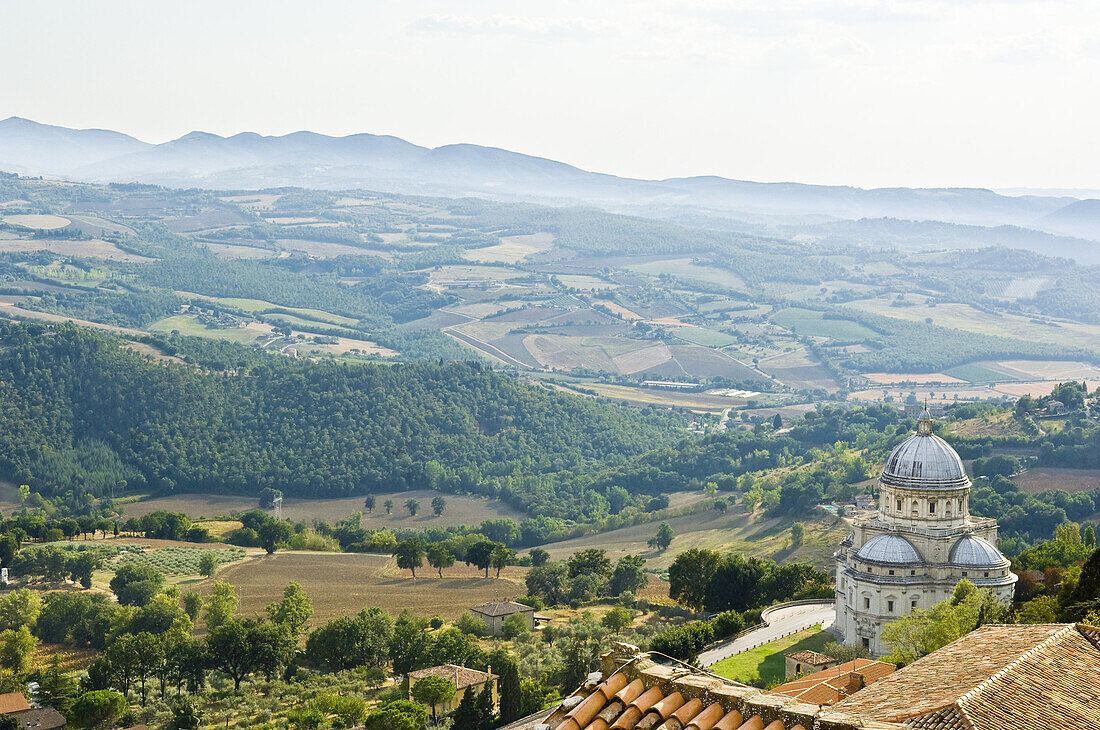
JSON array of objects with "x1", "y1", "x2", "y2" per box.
[
  {"x1": 758, "y1": 348, "x2": 838, "y2": 391},
  {"x1": 2, "y1": 213, "x2": 71, "y2": 229},
  {"x1": 207, "y1": 552, "x2": 527, "y2": 624},
  {"x1": 1012, "y1": 468, "x2": 1100, "y2": 494},
  {"x1": 0, "y1": 238, "x2": 154, "y2": 262},
  {"x1": 276, "y1": 239, "x2": 377, "y2": 258},
  {"x1": 613, "y1": 343, "x2": 673, "y2": 374},
  {"x1": 863, "y1": 372, "x2": 965, "y2": 385},
  {"x1": 121, "y1": 489, "x2": 526, "y2": 528},
  {"x1": 993, "y1": 380, "x2": 1100, "y2": 398},
  {"x1": 992, "y1": 360, "x2": 1100, "y2": 380}
]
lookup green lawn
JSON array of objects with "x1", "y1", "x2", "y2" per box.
[
  {"x1": 770, "y1": 308, "x2": 877, "y2": 341},
  {"x1": 943, "y1": 363, "x2": 1019, "y2": 383},
  {"x1": 708, "y1": 625, "x2": 830, "y2": 685}
]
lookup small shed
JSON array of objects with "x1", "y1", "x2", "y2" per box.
[
  {"x1": 785, "y1": 650, "x2": 839, "y2": 678},
  {"x1": 470, "y1": 601, "x2": 536, "y2": 636}
]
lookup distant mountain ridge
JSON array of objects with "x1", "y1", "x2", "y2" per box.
[{"x1": 1, "y1": 116, "x2": 1096, "y2": 236}]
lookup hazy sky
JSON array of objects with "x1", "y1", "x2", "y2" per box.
[{"x1": 3, "y1": 0, "x2": 1098, "y2": 189}]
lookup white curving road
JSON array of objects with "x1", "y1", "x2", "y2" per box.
[{"x1": 698, "y1": 601, "x2": 836, "y2": 667}]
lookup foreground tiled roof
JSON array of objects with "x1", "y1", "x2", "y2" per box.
[
  {"x1": 769, "y1": 658, "x2": 895, "y2": 706},
  {"x1": 832, "y1": 623, "x2": 1100, "y2": 729},
  {"x1": 0, "y1": 692, "x2": 31, "y2": 715},
  {"x1": 407, "y1": 663, "x2": 497, "y2": 689},
  {"x1": 542, "y1": 642, "x2": 904, "y2": 730},
  {"x1": 471, "y1": 601, "x2": 536, "y2": 617}
]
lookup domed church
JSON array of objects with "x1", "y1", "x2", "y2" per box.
[{"x1": 833, "y1": 407, "x2": 1016, "y2": 656}]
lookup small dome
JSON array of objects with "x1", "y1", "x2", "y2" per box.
[
  {"x1": 950, "y1": 536, "x2": 1006, "y2": 567},
  {"x1": 881, "y1": 431, "x2": 968, "y2": 490},
  {"x1": 857, "y1": 534, "x2": 921, "y2": 564}
]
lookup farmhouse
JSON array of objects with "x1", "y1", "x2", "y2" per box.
[
  {"x1": 770, "y1": 658, "x2": 896, "y2": 706},
  {"x1": 407, "y1": 664, "x2": 497, "y2": 714},
  {"x1": 470, "y1": 600, "x2": 535, "y2": 636}
]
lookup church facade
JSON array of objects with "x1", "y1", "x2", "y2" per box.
[{"x1": 833, "y1": 408, "x2": 1016, "y2": 656}]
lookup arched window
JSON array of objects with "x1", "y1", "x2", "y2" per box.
[{"x1": 928, "y1": 500, "x2": 936, "y2": 514}]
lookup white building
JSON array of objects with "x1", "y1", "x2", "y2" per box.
[{"x1": 833, "y1": 408, "x2": 1016, "y2": 656}]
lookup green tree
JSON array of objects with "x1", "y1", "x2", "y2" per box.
[
  {"x1": 426, "y1": 543, "x2": 455, "y2": 578},
  {"x1": 668, "y1": 548, "x2": 721, "y2": 611},
  {"x1": 364, "y1": 495, "x2": 376, "y2": 513},
  {"x1": 502, "y1": 613, "x2": 529, "y2": 639},
  {"x1": 490, "y1": 545, "x2": 514, "y2": 579},
  {"x1": 465, "y1": 540, "x2": 496, "y2": 578},
  {"x1": 206, "y1": 619, "x2": 261, "y2": 690},
  {"x1": 203, "y1": 580, "x2": 238, "y2": 630},
  {"x1": 529, "y1": 548, "x2": 549, "y2": 567},
  {"x1": 881, "y1": 580, "x2": 998, "y2": 665},
  {"x1": 306, "y1": 607, "x2": 394, "y2": 671},
  {"x1": 266, "y1": 582, "x2": 314, "y2": 640},
  {"x1": 525, "y1": 562, "x2": 569, "y2": 606},
  {"x1": 258, "y1": 519, "x2": 293, "y2": 554},
  {"x1": 198, "y1": 551, "x2": 218, "y2": 577},
  {"x1": 790, "y1": 522, "x2": 805, "y2": 547},
  {"x1": 0, "y1": 626, "x2": 38, "y2": 675},
  {"x1": 567, "y1": 549, "x2": 612, "y2": 581},
  {"x1": 71, "y1": 690, "x2": 128, "y2": 729},
  {"x1": 431, "y1": 496, "x2": 446, "y2": 516},
  {"x1": 1086, "y1": 525, "x2": 1096, "y2": 548},
  {"x1": 182, "y1": 591, "x2": 203, "y2": 622},
  {"x1": 609, "y1": 555, "x2": 646, "y2": 596},
  {"x1": 601, "y1": 606, "x2": 633, "y2": 633},
  {"x1": 411, "y1": 676, "x2": 456, "y2": 722},
  {"x1": 109, "y1": 564, "x2": 163, "y2": 607},
  {"x1": 394, "y1": 539, "x2": 426, "y2": 579},
  {"x1": 384, "y1": 500, "x2": 394, "y2": 515},
  {"x1": 648, "y1": 522, "x2": 674, "y2": 551},
  {"x1": 773, "y1": 413, "x2": 783, "y2": 429},
  {"x1": 0, "y1": 589, "x2": 41, "y2": 632},
  {"x1": 405, "y1": 499, "x2": 420, "y2": 517},
  {"x1": 495, "y1": 654, "x2": 522, "y2": 723},
  {"x1": 364, "y1": 700, "x2": 428, "y2": 730},
  {"x1": 1062, "y1": 546, "x2": 1100, "y2": 620}
]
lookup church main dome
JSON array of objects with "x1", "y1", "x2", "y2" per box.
[{"x1": 880, "y1": 408, "x2": 969, "y2": 490}]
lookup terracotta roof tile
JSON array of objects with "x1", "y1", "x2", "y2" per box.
[
  {"x1": 406, "y1": 663, "x2": 496, "y2": 690},
  {"x1": 769, "y1": 658, "x2": 896, "y2": 706},
  {"x1": 833, "y1": 623, "x2": 1100, "y2": 730},
  {"x1": 544, "y1": 646, "x2": 905, "y2": 730},
  {"x1": 0, "y1": 692, "x2": 31, "y2": 715}
]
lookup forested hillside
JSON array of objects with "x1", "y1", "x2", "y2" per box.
[{"x1": 0, "y1": 322, "x2": 682, "y2": 513}]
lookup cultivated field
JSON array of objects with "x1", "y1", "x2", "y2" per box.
[
  {"x1": 849, "y1": 296, "x2": 1100, "y2": 352},
  {"x1": 863, "y1": 372, "x2": 965, "y2": 385},
  {"x1": 0, "y1": 238, "x2": 154, "y2": 262},
  {"x1": 758, "y1": 348, "x2": 838, "y2": 391},
  {"x1": 770, "y1": 308, "x2": 877, "y2": 341},
  {"x1": 1012, "y1": 468, "x2": 1100, "y2": 494},
  {"x1": 207, "y1": 552, "x2": 527, "y2": 625},
  {"x1": 627, "y1": 259, "x2": 747, "y2": 290},
  {"x1": 466, "y1": 233, "x2": 554, "y2": 263},
  {"x1": 536, "y1": 503, "x2": 848, "y2": 571},
  {"x1": 121, "y1": 489, "x2": 527, "y2": 528},
  {"x1": 2, "y1": 213, "x2": 71, "y2": 229}
]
